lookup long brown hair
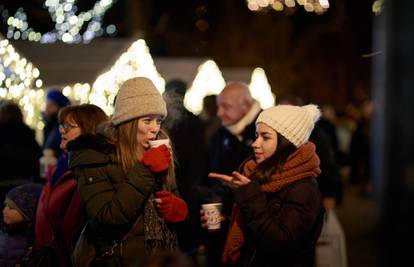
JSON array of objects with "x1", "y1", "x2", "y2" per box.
[
  {"x1": 248, "y1": 132, "x2": 297, "y2": 183},
  {"x1": 108, "y1": 119, "x2": 176, "y2": 190}
]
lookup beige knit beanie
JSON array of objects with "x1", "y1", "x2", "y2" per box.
[
  {"x1": 112, "y1": 77, "x2": 167, "y2": 126},
  {"x1": 256, "y1": 104, "x2": 321, "y2": 147}
]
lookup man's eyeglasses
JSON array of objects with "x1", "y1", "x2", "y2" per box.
[{"x1": 59, "y1": 123, "x2": 79, "y2": 132}]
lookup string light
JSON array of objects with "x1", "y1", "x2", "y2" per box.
[
  {"x1": 0, "y1": 0, "x2": 117, "y2": 44},
  {"x1": 246, "y1": 0, "x2": 329, "y2": 14},
  {"x1": 0, "y1": 35, "x2": 45, "y2": 134}
]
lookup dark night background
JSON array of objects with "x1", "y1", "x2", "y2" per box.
[
  {"x1": 0, "y1": 0, "x2": 374, "y2": 111},
  {"x1": 8, "y1": 2, "x2": 414, "y2": 267}
]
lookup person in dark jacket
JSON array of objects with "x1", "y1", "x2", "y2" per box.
[
  {"x1": 200, "y1": 81, "x2": 261, "y2": 267},
  {"x1": 68, "y1": 77, "x2": 188, "y2": 267},
  {"x1": 0, "y1": 183, "x2": 42, "y2": 267},
  {"x1": 205, "y1": 104, "x2": 324, "y2": 267},
  {"x1": 42, "y1": 89, "x2": 70, "y2": 158},
  {"x1": 35, "y1": 104, "x2": 108, "y2": 267},
  {"x1": 0, "y1": 101, "x2": 42, "y2": 186},
  {"x1": 162, "y1": 79, "x2": 207, "y2": 260}
]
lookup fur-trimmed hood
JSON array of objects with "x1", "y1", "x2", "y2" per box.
[{"x1": 67, "y1": 134, "x2": 117, "y2": 169}]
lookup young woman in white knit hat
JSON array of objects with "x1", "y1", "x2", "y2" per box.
[
  {"x1": 205, "y1": 104, "x2": 324, "y2": 267},
  {"x1": 68, "y1": 77, "x2": 188, "y2": 266}
]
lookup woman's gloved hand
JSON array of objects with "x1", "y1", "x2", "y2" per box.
[
  {"x1": 142, "y1": 144, "x2": 171, "y2": 172},
  {"x1": 155, "y1": 191, "x2": 188, "y2": 223}
]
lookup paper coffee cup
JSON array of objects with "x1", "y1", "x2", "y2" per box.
[
  {"x1": 202, "y1": 203, "x2": 223, "y2": 230},
  {"x1": 148, "y1": 139, "x2": 170, "y2": 148}
]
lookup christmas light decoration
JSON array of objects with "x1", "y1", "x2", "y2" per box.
[
  {"x1": 246, "y1": 0, "x2": 329, "y2": 14},
  {"x1": 1, "y1": 0, "x2": 117, "y2": 43},
  {"x1": 183, "y1": 60, "x2": 226, "y2": 115},
  {"x1": 249, "y1": 67, "x2": 275, "y2": 108},
  {"x1": 62, "y1": 39, "x2": 165, "y2": 115},
  {"x1": 0, "y1": 36, "x2": 45, "y2": 133}
]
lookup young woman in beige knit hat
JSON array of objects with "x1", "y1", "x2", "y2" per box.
[
  {"x1": 68, "y1": 77, "x2": 188, "y2": 266},
  {"x1": 203, "y1": 104, "x2": 325, "y2": 267}
]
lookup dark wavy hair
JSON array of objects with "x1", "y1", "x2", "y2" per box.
[{"x1": 245, "y1": 132, "x2": 297, "y2": 184}]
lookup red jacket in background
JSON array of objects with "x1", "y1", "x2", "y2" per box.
[{"x1": 35, "y1": 171, "x2": 85, "y2": 267}]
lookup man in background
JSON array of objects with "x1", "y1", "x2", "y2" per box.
[{"x1": 201, "y1": 81, "x2": 261, "y2": 267}]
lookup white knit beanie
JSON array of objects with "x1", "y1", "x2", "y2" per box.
[
  {"x1": 112, "y1": 77, "x2": 167, "y2": 126},
  {"x1": 256, "y1": 104, "x2": 321, "y2": 147}
]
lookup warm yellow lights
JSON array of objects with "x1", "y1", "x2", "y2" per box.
[
  {"x1": 88, "y1": 39, "x2": 165, "y2": 115},
  {"x1": 372, "y1": 0, "x2": 384, "y2": 15},
  {"x1": 0, "y1": 36, "x2": 44, "y2": 131},
  {"x1": 58, "y1": 39, "x2": 164, "y2": 115},
  {"x1": 184, "y1": 62, "x2": 275, "y2": 115},
  {"x1": 2, "y1": 35, "x2": 277, "y2": 132},
  {"x1": 249, "y1": 68, "x2": 275, "y2": 109},
  {"x1": 246, "y1": 0, "x2": 329, "y2": 14},
  {"x1": 184, "y1": 60, "x2": 226, "y2": 115}
]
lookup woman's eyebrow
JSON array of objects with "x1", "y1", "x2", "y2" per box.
[{"x1": 258, "y1": 131, "x2": 273, "y2": 135}]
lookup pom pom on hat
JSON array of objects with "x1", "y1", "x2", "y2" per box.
[
  {"x1": 46, "y1": 90, "x2": 70, "y2": 107},
  {"x1": 112, "y1": 77, "x2": 167, "y2": 126},
  {"x1": 256, "y1": 104, "x2": 321, "y2": 147},
  {"x1": 5, "y1": 183, "x2": 43, "y2": 222}
]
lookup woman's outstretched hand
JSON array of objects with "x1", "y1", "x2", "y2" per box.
[{"x1": 208, "y1": 171, "x2": 251, "y2": 188}]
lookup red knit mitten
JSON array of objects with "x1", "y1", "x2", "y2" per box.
[
  {"x1": 142, "y1": 145, "x2": 171, "y2": 172},
  {"x1": 155, "y1": 191, "x2": 188, "y2": 223}
]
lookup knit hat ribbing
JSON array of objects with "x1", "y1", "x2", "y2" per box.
[
  {"x1": 256, "y1": 104, "x2": 321, "y2": 147},
  {"x1": 5, "y1": 183, "x2": 43, "y2": 221},
  {"x1": 46, "y1": 90, "x2": 70, "y2": 107},
  {"x1": 112, "y1": 77, "x2": 167, "y2": 126}
]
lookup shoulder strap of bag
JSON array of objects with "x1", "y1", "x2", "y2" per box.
[{"x1": 99, "y1": 183, "x2": 156, "y2": 257}]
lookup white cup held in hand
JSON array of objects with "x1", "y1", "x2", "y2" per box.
[
  {"x1": 202, "y1": 203, "x2": 223, "y2": 230},
  {"x1": 148, "y1": 139, "x2": 170, "y2": 148}
]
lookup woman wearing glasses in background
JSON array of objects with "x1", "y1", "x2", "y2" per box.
[{"x1": 35, "y1": 104, "x2": 108, "y2": 267}]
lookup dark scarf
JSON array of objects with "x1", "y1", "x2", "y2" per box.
[
  {"x1": 222, "y1": 142, "x2": 321, "y2": 264},
  {"x1": 143, "y1": 194, "x2": 178, "y2": 253}
]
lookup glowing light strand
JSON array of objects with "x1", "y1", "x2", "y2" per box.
[
  {"x1": 0, "y1": 36, "x2": 45, "y2": 133},
  {"x1": 246, "y1": 0, "x2": 330, "y2": 14},
  {"x1": 0, "y1": 0, "x2": 117, "y2": 44}
]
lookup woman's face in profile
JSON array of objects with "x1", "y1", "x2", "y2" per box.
[
  {"x1": 59, "y1": 116, "x2": 81, "y2": 151},
  {"x1": 136, "y1": 115, "x2": 163, "y2": 149},
  {"x1": 252, "y1": 123, "x2": 278, "y2": 164}
]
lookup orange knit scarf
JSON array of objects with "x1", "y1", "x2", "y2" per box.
[{"x1": 222, "y1": 142, "x2": 321, "y2": 264}]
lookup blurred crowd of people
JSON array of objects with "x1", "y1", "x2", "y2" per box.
[{"x1": 0, "y1": 77, "x2": 373, "y2": 267}]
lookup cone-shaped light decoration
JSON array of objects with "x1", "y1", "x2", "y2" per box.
[
  {"x1": 249, "y1": 67, "x2": 275, "y2": 109},
  {"x1": 184, "y1": 60, "x2": 225, "y2": 115},
  {"x1": 0, "y1": 36, "x2": 44, "y2": 132},
  {"x1": 62, "y1": 39, "x2": 165, "y2": 115}
]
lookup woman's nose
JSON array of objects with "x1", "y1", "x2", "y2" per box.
[
  {"x1": 150, "y1": 120, "x2": 160, "y2": 132},
  {"x1": 252, "y1": 139, "x2": 260, "y2": 148}
]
